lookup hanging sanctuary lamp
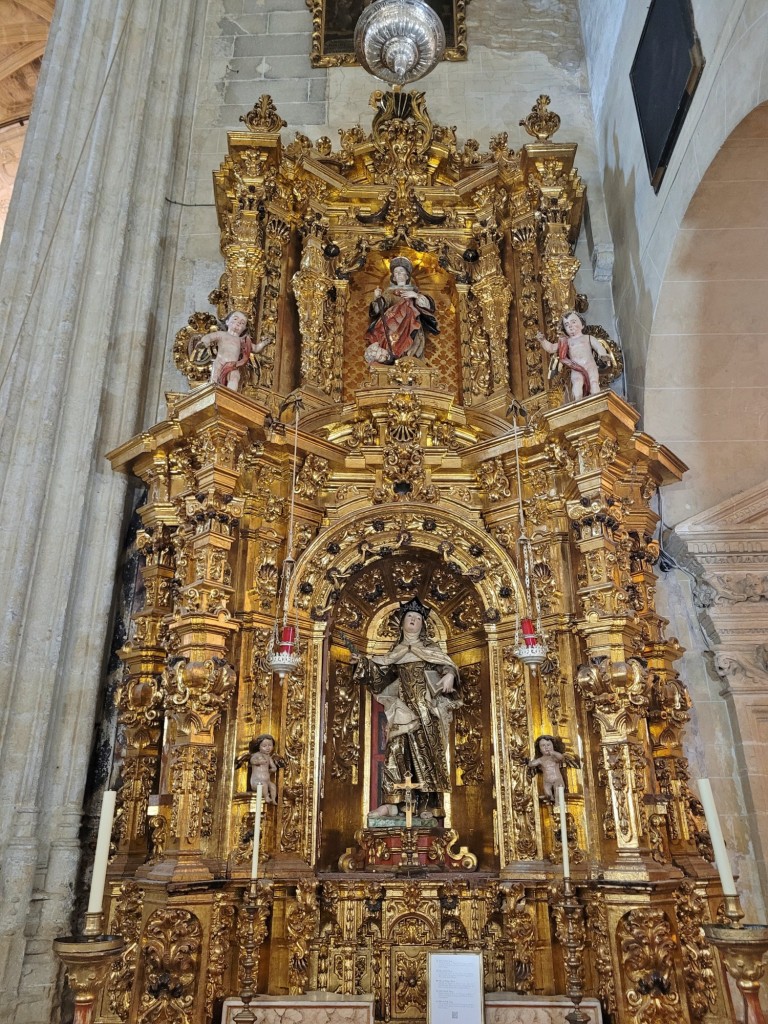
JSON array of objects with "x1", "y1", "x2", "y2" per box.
[{"x1": 353, "y1": 0, "x2": 445, "y2": 86}]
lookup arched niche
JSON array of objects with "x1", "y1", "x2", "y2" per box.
[
  {"x1": 284, "y1": 504, "x2": 542, "y2": 872},
  {"x1": 342, "y1": 249, "x2": 462, "y2": 402},
  {"x1": 319, "y1": 549, "x2": 494, "y2": 870}
]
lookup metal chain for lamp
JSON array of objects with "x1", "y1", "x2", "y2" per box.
[
  {"x1": 266, "y1": 400, "x2": 302, "y2": 679},
  {"x1": 510, "y1": 411, "x2": 547, "y2": 668}
]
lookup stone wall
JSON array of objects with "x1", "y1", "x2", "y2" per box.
[
  {"x1": 580, "y1": 0, "x2": 768, "y2": 443},
  {"x1": 0, "y1": 2, "x2": 212, "y2": 1019}
]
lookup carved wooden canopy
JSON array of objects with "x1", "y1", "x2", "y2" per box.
[{"x1": 174, "y1": 91, "x2": 619, "y2": 415}]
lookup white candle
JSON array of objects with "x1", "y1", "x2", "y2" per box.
[
  {"x1": 697, "y1": 778, "x2": 737, "y2": 896},
  {"x1": 250, "y1": 784, "x2": 263, "y2": 879},
  {"x1": 558, "y1": 786, "x2": 570, "y2": 878},
  {"x1": 87, "y1": 790, "x2": 116, "y2": 915}
]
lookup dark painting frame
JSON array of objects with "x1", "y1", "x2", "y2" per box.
[
  {"x1": 630, "y1": 0, "x2": 705, "y2": 193},
  {"x1": 306, "y1": 0, "x2": 467, "y2": 68}
]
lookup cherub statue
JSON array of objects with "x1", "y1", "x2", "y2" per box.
[
  {"x1": 536, "y1": 311, "x2": 616, "y2": 401},
  {"x1": 236, "y1": 734, "x2": 284, "y2": 802},
  {"x1": 194, "y1": 310, "x2": 273, "y2": 391},
  {"x1": 527, "y1": 735, "x2": 580, "y2": 803}
]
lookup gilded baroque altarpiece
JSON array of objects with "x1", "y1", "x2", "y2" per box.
[{"x1": 103, "y1": 91, "x2": 733, "y2": 1024}]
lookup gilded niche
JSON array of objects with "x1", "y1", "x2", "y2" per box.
[{"x1": 173, "y1": 87, "x2": 615, "y2": 412}]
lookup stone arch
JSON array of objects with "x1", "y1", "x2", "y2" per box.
[{"x1": 644, "y1": 102, "x2": 768, "y2": 526}]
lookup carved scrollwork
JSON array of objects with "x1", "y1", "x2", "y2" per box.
[
  {"x1": 618, "y1": 909, "x2": 680, "y2": 1024},
  {"x1": 583, "y1": 890, "x2": 616, "y2": 1015},
  {"x1": 476, "y1": 458, "x2": 512, "y2": 502},
  {"x1": 280, "y1": 652, "x2": 308, "y2": 855},
  {"x1": 169, "y1": 746, "x2": 217, "y2": 841},
  {"x1": 674, "y1": 883, "x2": 717, "y2": 1021},
  {"x1": 575, "y1": 657, "x2": 650, "y2": 731},
  {"x1": 519, "y1": 95, "x2": 561, "y2": 141},
  {"x1": 205, "y1": 893, "x2": 237, "y2": 1020},
  {"x1": 240, "y1": 95, "x2": 287, "y2": 133},
  {"x1": 138, "y1": 908, "x2": 202, "y2": 1024},
  {"x1": 173, "y1": 312, "x2": 220, "y2": 386},
  {"x1": 163, "y1": 656, "x2": 235, "y2": 732},
  {"x1": 455, "y1": 663, "x2": 484, "y2": 786},
  {"x1": 503, "y1": 646, "x2": 537, "y2": 859},
  {"x1": 287, "y1": 882, "x2": 320, "y2": 995},
  {"x1": 330, "y1": 660, "x2": 360, "y2": 784},
  {"x1": 109, "y1": 882, "x2": 145, "y2": 1022},
  {"x1": 394, "y1": 950, "x2": 428, "y2": 1014},
  {"x1": 295, "y1": 454, "x2": 330, "y2": 500}
]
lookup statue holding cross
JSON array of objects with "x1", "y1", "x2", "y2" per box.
[{"x1": 352, "y1": 597, "x2": 462, "y2": 820}]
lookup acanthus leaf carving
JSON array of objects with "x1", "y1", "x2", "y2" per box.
[{"x1": 138, "y1": 908, "x2": 202, "y2": 1024}]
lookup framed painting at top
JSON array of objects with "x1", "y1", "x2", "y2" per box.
[
  {"x1": 630, "y1": 0, "x2": 705, "y2": 193},
  {"x1": 306, "y1": 0, "x2": 467, "y2": 67}
]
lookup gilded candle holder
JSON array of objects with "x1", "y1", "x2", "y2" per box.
[
  {"x1": 560, "y1": 878, "x2": 590, "y2": 1024},
  {"x1": 703, "y1": 922, "x2": 768, "y2": 1024},
  {"x1": 53, "y1": 913, "x2": 125, "y2": 1024}
]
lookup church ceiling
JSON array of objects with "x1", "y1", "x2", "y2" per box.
[{"x1": 0, "y1": 0, "x2": 52, "y2": 127}]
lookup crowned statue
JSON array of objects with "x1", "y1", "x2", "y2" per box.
[{"x1": 352, "y1": 597, "x2": 461, "y2": 820}]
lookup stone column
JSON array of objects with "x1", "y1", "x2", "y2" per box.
[
  {"x1": 0, "y1": 0, "x2": 207, "y2": 1017},
  {"x1": 675, "y1": 481, "x2": 768, "y2": 916}
]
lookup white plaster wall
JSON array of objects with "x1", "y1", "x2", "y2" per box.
[
  {"x1": 655, "y1": 563, "x2": 767, "y2": 921},
  {"x1": 577, "y1": 0, "x2": 628, "y2": 123},
  {"x1": 580, "y1": 8, "x2": 768, "y2": 919},
  {"x1": 581, "y1": 0, "x2": 768, "y2": 439}
]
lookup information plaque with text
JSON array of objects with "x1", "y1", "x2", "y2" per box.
[{"x1": 428, "y1": 951, "x2": 484, "y2": 1024}]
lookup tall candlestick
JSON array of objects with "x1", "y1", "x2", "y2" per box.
[
  {"x1": 250, "y1": 785, "x2": 263, "y2": 879},
  {"x1": 87, "y1": 790, "x2": 116, "y2": 915},
  {"x1": 558, "y1": 786, "x2": 570, "y2": 878},
  {"x1": 698, "y1": 778, "x2": 737, "y2": 896}
]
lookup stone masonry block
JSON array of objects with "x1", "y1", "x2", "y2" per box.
[
  {"x1": 268, "y1": 10, "x2": 311, "y2": 33},
  {"x1": 225, "y1": 78, "x2": 310, "y2": 105},
  {"x1": 261, "y1": 0, "x2": 308, "y2": 10},
  {"x1": 234, "y1": 33, "x2": 312, "y2": 57},
  {"x1": 278, "y1": 101, "x2": 328, "y2": 126},
  {"x1": 263, "y1": 57, "x2": 326, "y2": 79},
  {"x1": 308, "y1": 77, "x2": 326, "y2": 102}
]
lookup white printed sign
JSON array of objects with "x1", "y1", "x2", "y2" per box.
[{"x1": 428, "y1": 951, "x2": 484, "y2": 1024}]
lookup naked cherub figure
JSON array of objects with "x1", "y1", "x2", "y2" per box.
[
  {"x1": 202, "y1": 310, "x2": 273, "y2": 391},
  {"x1": 536, "y1": 311, "x2": 615, "y2": 401},
  {"x1": 527, "y1": 735, "x2": 580, "y2": 803},
  {"x1": 236, "y1": 734, "x2": 282, "y2": 803}
]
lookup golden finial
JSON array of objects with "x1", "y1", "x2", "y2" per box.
[
  {"x1": 240, "y1": 95, "x2": 287, "y2": 133},
  {"x1": 520, "y1": 95, "x2": 561, "y2": 141}
]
